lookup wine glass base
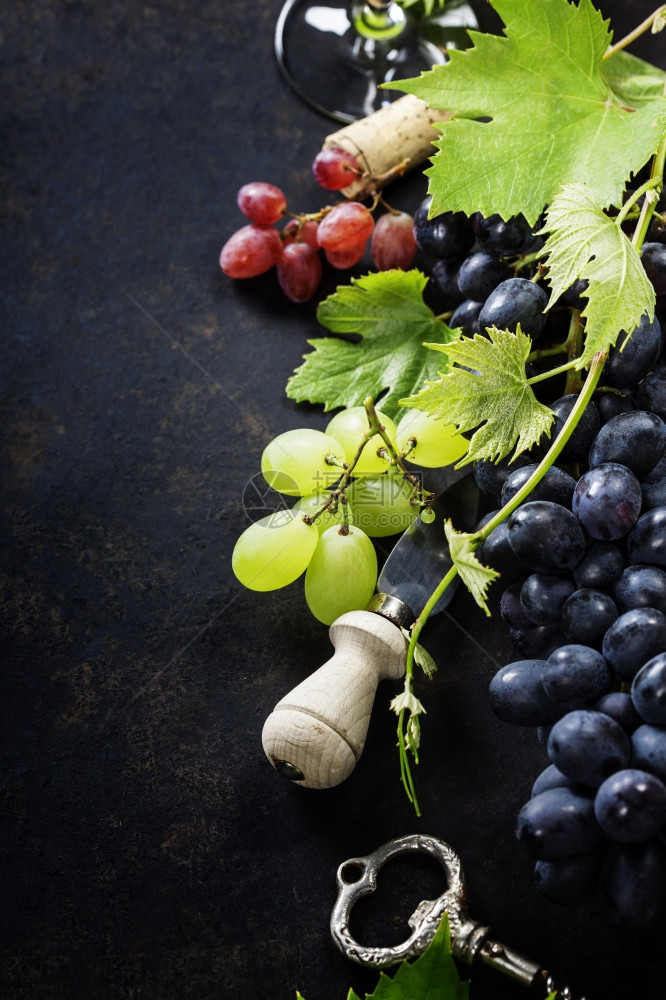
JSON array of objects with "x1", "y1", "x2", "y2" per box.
[{"x1": 275, "y1": 0, "x2": 450, "y2": 124}]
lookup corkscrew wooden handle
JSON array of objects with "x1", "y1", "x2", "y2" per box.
[{"x1": 261, "y1": 610, "x2": 407, "y2": 789}]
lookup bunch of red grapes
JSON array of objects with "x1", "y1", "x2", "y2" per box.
[{"x1": 219, "y1": 148, "x2": 417, "y2": 303}]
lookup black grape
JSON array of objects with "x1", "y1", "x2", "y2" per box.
[
  {"x1": 572, "y1": 463, "x2": 642, "y2": 540},
  {"x1": 601, "y1": 839, "x2": 666, "y2": 927},
  {"x1": 559, "y1": 588, "x2": 618, "y2": 649},
  {"x1": 413, "y1": 196, "x2": 474, "y2": 259},
  {"x1": 477, "y1": 521, "x2": 531, "y2": 583},
  {"x1": 541, "y1": 646, "x2": 613, "y2": 713},
  {"x1": 602, "y1": 607, "x2": 666, "y2": 683},
  {"x1": 473, "y1": 456, "x2": 530, "y2": 503},
  {"x1": 534, "y1": 851, "x2": 604, "y2": 904},
  {"x1": 632, "y1": 653, "x2": 666, "y2": 726},
  {"x1": 428, "y1": 258, "x2": 465, "y2": 311},
  {"x1": 549, "y1": 394, "x2": 601, "y2": 463},
  {"x1": 627, "y1": 507, "x2": 666, "y2": 567},
  {"x1": 594, "y1": 769, "x2": 666, "y2": 843},
  {"x1": 499, "y1": 583, "x2": 534, "y2": 629},
  {"x1": 572, "y1": 540, "x2": 625, "y2": 592},
  {"x1": 546, "y1": 709, "x2": 631, "y2": 787},
  {"x1": 596, "y1": 692, "x2": 643, "y2": 734},
  {"x1": 520, "y1": 574, "x2": 575, "y2": 626},
  {"x1": 588, "y1": 410, "x2": 666, "y2": 480},
  {"x1": 489, "y1": 659, "x2": 562, "y2": 726},
  {"x1": 597, "y1": 391, "x2": 636, "y2": 423},
  {"x1": 531, "y1": 763, "x2": 577, "y2": 798},
  {"x1": 645, "y1": 454, "x2": 666, "y2": 481},
  {"x1": 557, "y1": 277, "x2": 588, "y2": 310},
  {"x1": 632, "y1": 724, "x2": 666, "y2": 782},
  {"x1": 500, "y1": 463, "x2": 576, "y2": 509},
  {"x1": 457, "y1": 251, "x2": 512, "y2": 302},
  {"x1": 613, "y1": 565, "x2": 666, "y2": 614},
  {"x1": 641, "y1": 476, "x2": 666, "y2": 512},
  {"x1": 508, "y1": 501, "x2": 586, "y2": 573},
  {"x1": 641, "y1": 242, "x2": 666, "y2": 295},
  {"x1": 477, "y1": 277, "x2": 549, "y2": 342},
  {"x1": 449, "y1": 298, "x2": 483, "y2": 335},
  {"x1": 509, "y1": 624, "x2": 565, "y2": 659},
  {"x1": 602, "y1": 313, "x2": 662, "y2": 389},
  {"x1": 473, "y1": 212, "x2": 536, "y2": 256},
  {"x1": 636, "y1": 363, "x2": 666, "y2": 421},
  {"x1": 515, "y1": 787, "x2": 603, "y2": 860}
]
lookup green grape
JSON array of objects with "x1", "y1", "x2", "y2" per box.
[
  {"x1": 232, "y1": 509, "x2": 318, "y2": 591},
  {"x1": 293, "y1": 490, "x2": 354, "y2": 535},
  {"x1": 346, "y1": 474, "x2": 418, "y2": 537},
  {"x1": 396, "y1": 407, "x2": 468, "y2": 467},
  {"x1": 261, "y1": 428, "x2": 345, "y2": 496},
  {"x1": 420, "y1": 508, "x2": 436, "y2": 524},
  {"x1": 304, "y1": 525, "x2": 378, "y2": 625},
  {"x1": 325, "y1": 406, "x2": 397, "y2": 476}
]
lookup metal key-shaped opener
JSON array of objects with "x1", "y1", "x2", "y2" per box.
[{"x1": 331, "y1": 834, "x2": 584, "y2": 999}]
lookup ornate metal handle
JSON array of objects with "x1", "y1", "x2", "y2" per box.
[{"x1": 331, "y1": 834, "x2": 585, "y2": 999}]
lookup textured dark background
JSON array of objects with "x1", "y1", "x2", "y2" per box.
[{"x1": 1, "y1": 2, "x2": 664, "y2": 999}]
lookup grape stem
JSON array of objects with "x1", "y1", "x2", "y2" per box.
[
  {"x1": 526, "y1": 308, "x2": 584, "y2": 391},
  {"x1": 631, "y1": 137, "x2": 666, "y2": 250},
  {"x1": 303, "y1": 397, "x2": 434, "y2": 534},
  {"x1": 510, "y1": 250, "x2": 543, "y2": 274},
  {"x1": 367, "y1": 158, "x2": 411, "y2": 195},
  {"x1": 603, "y1": 4, "x2": 666, "y2": 60},
  {"x1": 525, "y1": 358, "x2": 577, "y2": 385},
  {"x1": 285, "y1": 159, "x2": 412, "y2": 233},
  {"x1": 363, "y1": 397, "x2": 435, "y2": 509}
]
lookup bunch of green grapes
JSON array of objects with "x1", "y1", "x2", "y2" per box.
[{"x1": 232, "y1": 405, "x2": 468, "y2": 624}]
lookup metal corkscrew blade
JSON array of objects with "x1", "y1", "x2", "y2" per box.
[{"x1": 330, "y1": 834, "x2": 584, "y2": 1000}]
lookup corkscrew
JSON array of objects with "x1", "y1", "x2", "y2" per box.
[{"x1": 331, "y1": 834, "x2": 584, "y2": 1000}]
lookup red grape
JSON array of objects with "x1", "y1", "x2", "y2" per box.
[
  {"x1": 282, "y1": 217, "x2": 320, "y2": 250},
  {"x1": 325, "y1": 242, "x2": 367, "y2": 269},
  {"x1": 371, "y1": 210, "x2": 418, "y2": 271},
  {"x1": 312, "y1": 147, "x2": 362, "y2": 190},
  {"x1": 277, "y1": 243, "x2": 322, "y2": 302},
  {"x1": 237, "y1": 182, "x2": 287, "y2": 225},
  {"x1": 219, "y1": 224, "x2": 283, "y2": 279},
  {"x1": 317, "y1": 202, "x2": 374, "y2": 252}
]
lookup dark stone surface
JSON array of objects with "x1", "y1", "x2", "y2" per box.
[{"x1": 1, "y1": 2, "x2": 665, "y2": 999}]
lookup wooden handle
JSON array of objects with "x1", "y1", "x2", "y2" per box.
[{"x1": 262, "y1": 610, "x2": 407, "y2": 789}]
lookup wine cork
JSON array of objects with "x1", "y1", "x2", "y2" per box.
[{"x1": 323, "y1": 93, "x2": 452, "y2": 200}]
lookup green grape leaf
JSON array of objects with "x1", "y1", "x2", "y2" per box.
[
  {"x1": 601, "y1": 49, "x2": 666, "y2": 108},
  {"x1": 390, "y1": 687, "x2": 426, "y2": 756},
  {"x1": 414, "y1": 641, "x2": 437, "y2": 678},
  {"x1": 390, "y1": 689, "x2": 426, "y2": 717},
  {"x1": 287, "y1": 270, "x2": 457, "y2": 419},
  {"x1": 391, "y1": 0, "x2": 666, "y2": 225},
  {"x1": 444, "y1": 521, "x2": 499, "y2": 615},
  {"x1": 400, "y1": 629, "x2": 438, "y2": 678},
  {"x1": 539, "y1": 182, "x2": 656, "y2": 368},
  {"x1": 346, "y1": 915, "x2": 469, "y2": 1000},
  {"x1": 401, "y1": 327, "x2": 555, "y2": 465}
]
